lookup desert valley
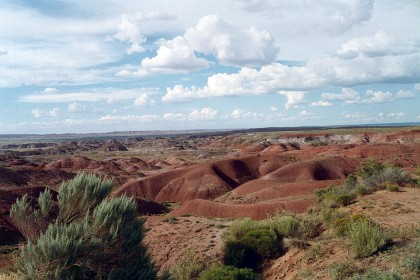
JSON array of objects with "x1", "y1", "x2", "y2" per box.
[{"x1": 0, "y1": 126, "x2": 419, "y2": 279}]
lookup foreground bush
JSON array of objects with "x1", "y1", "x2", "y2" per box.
[
  {"x1": 170, "y1": 249, "x2": 204, "y2": 280},
  {"x1": 240, "y1": 229, "x2": 282, "y2": 258},
  {"x1": 198, "y1": 266, "x2": 259, "y2": 280},
  {"x1": 349, "y1": 269, "x2": 403, "y2": 280},
  {"x1": 347, "y1": 220, "x2": 387, "y2": 258},
  {"x1": 10, "y1": 173, "x2": 157, "y2": 280},
  {"x1": 267, "y1": 214, "x2": 300, "y2": 238},
  {"x1": 223, "y1": 241, "x2": 262, "y2": 269}
]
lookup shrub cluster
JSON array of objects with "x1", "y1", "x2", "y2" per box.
[
  {"x1": 198, "y1": 266, "x2": 259, "y2": 280},
  {"x1": 10, "y1": 173, "x2": 157, "y2": 280},
  {"x1": 347, "y1": 220, "x2": 387, "y2": 258}
]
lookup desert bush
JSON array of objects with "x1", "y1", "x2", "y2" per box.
[
  {"x1": 315, "y1": 185, "x2": 356, "y2": 209},
  {"x1": 330, "y1": 262, "x2": 362, "y2": 280},
  {"x1": 222, "y1": 219, "x2": 261, "y2": 242},
  {"x1": 406, "y1": 240, "x2": 420, "y2": 273},
  {"x1": 332, "y1": 214, "x2": 369, "y2": 237},
  {"x1": 171, "y1": 249, "x2": 204, "y2": 280},
  {"x1": 362, "y1": 166, "x2": 413, "y2": 190},
  {"x1": 355, "y1": 185, "x2": 373, "y2": 196},
  {"x1": 240, "y1": 229, "x2": 282, "y2": 258},
  {"x1": 349, "y1": 269, "x2": 403, "y2": 280},
  {"x1": 322, "y1": 208, "x2": 347, "y2": 224},
  {"x1": 386, "y1": 183, "x2": 400, "y2": 192},
  {"x1": 356, "y1": 160, "x2": 385, "y2": 179},
  {"x1": 347, "y1": 220, "x2": 387, "y2": 258},
  {"x1": 297, "y1": 215, "x2": 323, "y2": 240},
  {"x1": 11, "y1": 173, "x2": 157, "y2": 280},
  {"x1": 336, "y1": 193, "x2": 356, "y2": 206},
  {"x1": 198, "y1": 266, "x2": 259, "y2": 280},
  {"x1": 10, "y1": 189, "x2": 54, "y2": 242},
  {"x1": 268, "y1": 214, "x2": 300, "y2": 238},
  {"x1": 223, "y1": 241, "x2": 261, "y2": 270}
]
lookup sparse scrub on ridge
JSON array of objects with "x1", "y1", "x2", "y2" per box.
[
  {"x1": 330, "y1": 262, "x2": 363, "y2": 280},
  {"x1": 9, "y1": 173, "x2": 157, "y2": 280},
  {"x1": 406, "y1": 240, "x2": 420, "y2": 273},
  {"x1": 332, "y1": 214, "x2": 370, "y2": 237},
  {"x1": 347, "y1": 220, "x2": 387, "y2": 258},
  {"x1": 349, "y1": 269, "x2": 403, "y2": 280},
  {"x1": 198, "y1": 265, "x2": 259, "y2": 280},
  {"x1": 170, "y1": 249, "x2": 204, "y2": 280}
]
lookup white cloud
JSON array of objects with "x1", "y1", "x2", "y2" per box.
[
  {"x1": 322, "y1": 88, "x2": 359, "y2": 101},
  {"x1": 234, "y1": 0, "x2": 374, "y2": 35},
  {"x1": 114, "y1": 12, "x2": 176, "y2": 54},
  {"x1": 135, "y1": 14, "x2": 278, "y2": 76},
  {"x1": 311, "y1": 100, "x2": 333, "y2": 107},
  {"x1": 337, "y1": 30, "x2": 418, "y2": 59},
  {"x1": 231, "y1": 109, "x2": 250, "y2": 119},
  {"x1": 278, "y1": 91, "x2": 306, "y2": 109},
  {"x1": 188, "y1": 107, "x2": 218, "y2": 121},
  {"x1": 21, "y1": 87, "x2": 158, "y2": 103},
  {"x1": 396, "y1": 90, "x2": 416, "y2": 99},
  {"x1": 48, "y1": 108, "x2": 60, "y2": 117},
  {"x1": 100, "y1": 114, "x2": 159, "y2": 123},
  {"x1": 31, "y1": 108, "x2": 59, "y2": 118},
  {"x1": 133, "y1": 93, "x2": 156, "y2": 107},
  {"x1": 343, "y1": 112, "x2": 368, "y2": 119},
  {"x1": 140, "y1": 36, "x2": 210, "y2": 74},
  {"x1": 270, "y1": 106, "x2": 278, "y2": 112},
  {"x1": 346, "y1": 90, "x2": 393, "y2": 104},
  {"x1": 68, "y1": 102, "x2": 88, "y2": 113},
  {"x1": 299, "y1": 110, "x2": 313, "y2": 117},
  {"x1": 162, "y1": 113, "x2": 186, "y2": 121},
  {"x1": 43, "y1": 87, "x2": 59, "y2": 93},
  {"x1": 387, "y1": 112, "x2": 405, "y2": 119},
  {"x1": 184, "y1": 14, "x2": 278, "y2": 67},
  {"x1": 31, "y1": 108, "x2": 43, "y2": 118}
]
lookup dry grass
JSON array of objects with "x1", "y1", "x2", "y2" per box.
[{"x1": 0, "y1": 273, "x2": 19, "y2": 280}]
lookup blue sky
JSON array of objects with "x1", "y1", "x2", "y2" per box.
[{"x1": 0, "y1": 0, "x2": 419, "y2": 134}]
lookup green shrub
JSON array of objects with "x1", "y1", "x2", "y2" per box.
[
  {"x1": 356, "y1": 160, "x2": 385, "y2": 179},
  {"x1": 347, "y1": 220, "x2": 387, "y2": 258},
  {"x1": 240, "y1": 229, "x2": 282, "y2": 258},
  {"x1": 332, "y1": 214, "x2": 369, "y2": 237},
  {"x1": 386, "y1": 183, "x2": 400, "y2": 192},
  {"x1": 322, "y1": 208, "x2": 348, "y2": 225},
  {"x1": 349, "y1": 269, "x2": 403, "y2": 280},
  {"x1": 297, "y1": 215, "x2": 323, "y2": 240},
  {"x1": 223, "y1": 241, "x2": 261, "y2": 269},
  {"x1": 268, "y1": 214, "x2": 300, "y2": 238},
  {"x1": 198, "y1": 266, "x2": 259, "y2": 280},
  {"x1": 406, "y1": 241, "x2": 420, "y2": 273},
  {"x1": 336, "y1": 193, "x2": 356, "y2": 206},
  {"x1": 362, "y1": 166, "x2": 413, "y2": 190},
  {"x1": 355, "y1": 185, "x2": 373, "y2": 196},
  {"x1": 222, "y1": 219, "x2": 261, "y2": 243},
  {"x1": 11, "y1": 173, "x2": 157, "y2": 280},
  {"x1": 330, "y1": 262, "x2": 362, "y2": 280},
  {"x1": 171, "y1": 249, "x2": 204, "y2": 280}
]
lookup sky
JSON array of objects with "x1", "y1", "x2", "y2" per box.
[{"x1": 0, "y1": 0, "x2": 419, "y2": 134}]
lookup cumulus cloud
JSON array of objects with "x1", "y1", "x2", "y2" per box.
[
  {"x1": 21, "y1": 87, "x2": 158, "y2": 103},
  {"x1": 311, "y1": 100, "x2": 333, "y2": 107},
  {"x1": 231, "y1": 109, "x2": 250, "y2": 119},
  {"x1": 396, "y1": 90, "x2": 416, "y2": 99},
  {"x1": 31, "y1": 108, "x2": 43, "y2": 118},
  {"x1": 163, "y1": 64, "x2": 319, "y2": 102},
  {"x1": 346, "y1": 90, "x2": 393, "y2": 104},
  {"x1": 136, "y1": 14, "x2": 278, "y2": 75},
  {"x1": 299, "y1": 110, "x2": 314, "y2": 117},
  {"x1": 322, "y1": 88, "x2": 359, "y2": 101},
  {"x1": 140, "y1": 36, "x2": 210, "y2": 74},
  {"x1": 114, "y1": 12, "x2": 176, "y2": 54},
  {"x1": 133, "y1": 93, "x2": 156, "y2": 107},
  {"x1": 162, "y1": 113, "x2": 186, "y2": 122},
  {"x1": 337, "y1": 30, "x2": 418, "y2": 59},
  {"x1": 31, "y1": 108, "x2": 59, "y2": 118},
  {"x1": 279, "y1": 91, "x2": 306, "y2": 109},
  {"x1": 184, "y1": 14, "x2": 278, "y2": 67},
  {"x1": 234, "y1": 0, "x2": 373, "y2": 34},
  {"x1": 68, "y1": 102, "x2": 88, "y2": 113},
  {"x1": 188, "y1": 108, "x2": 218, "y2": 121},
  {"x1": 43, "y1": 87, "x2": 59, "y2": 93}
]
